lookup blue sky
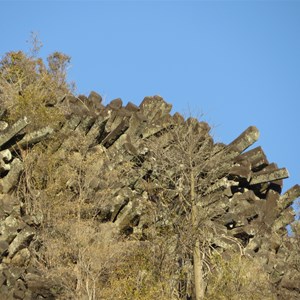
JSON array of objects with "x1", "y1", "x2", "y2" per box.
[{"x1": 1, "y1": 1, "x2": 299, "y2": 205}]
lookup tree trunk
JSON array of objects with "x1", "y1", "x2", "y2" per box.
[
  {"x1": 193, "y1": 239, "x2": 205, "y2": 300},
  {"x1": 191, "y1": 171, "x2": 205, "y2": 300}
]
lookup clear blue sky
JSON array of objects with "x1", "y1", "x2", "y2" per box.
[{"x1": 1, "y1": 1, "x2": 299, "y2": 203}]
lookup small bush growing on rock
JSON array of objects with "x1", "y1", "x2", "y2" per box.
[
  {"x1": 205, "y1": 252, "x2": 275, "y2": 300},
  {"x1": 0, "y1": 42, "x2": 72, "y2": 129}
]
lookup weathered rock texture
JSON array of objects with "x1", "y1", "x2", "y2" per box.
[{"x1": 0, "y1": 93, "x2": 299, "y2": 299}]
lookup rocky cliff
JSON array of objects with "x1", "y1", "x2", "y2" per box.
[{"x1": 0, "y1": 93, "x2": 299, "y2": 299}]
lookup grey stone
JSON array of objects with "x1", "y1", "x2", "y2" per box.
[
  {"x1": 139, "y1": 95, "x2": 172, "y2": 121},
  {"x1": 8, "y1": 226, "x2": 35, "y2": 258},
  {"x1": 227, "y1": 126, "x2": 260, "y2": 153},
  {"x1": 88, "y1": 91, "x2": 103, "y2": 110},
  {"x1": 102, "y1": 118, "x2": 129, "y2": 148},
  {"x1": 114, "y1": 198, "x2": 146, "y2": 232},
  {"x1": 125, "y1": 102, "x2": 139, "y2": 112},
  {"x1": 273, "y1": 208, "x2": 295, "y2": 233},
  {"x1": 11, "y1": 248, "x2": 31, "y2": 266},
  {"x1": 13, "y1": 288, "x2": 25, "y2": 299},
  {"x1": 0, "y1": 117, "x2": 29, "y2": 148},
  {"x1": 0, "y1": 286, "x2": 11, "y2": 299},
  {"x1": 235, "y1": 146, "x2": 268, "y2": 170},
  {"x1": 17, "y1": 126, "x2": 54, "y2": 149},
  {"x1": 172, "y1": 112, "x2": 185, "y2": 124},
  {"x1": 263, "y1": 190, "x2": 280, "y2": 226},
  {"x1": 0, "y1": 149, "x2": 12, "y2": 162},
  {"x1": 278, "y1": 184, "x2": 300, "y2": 210},
  {"x1": 108, "y1": 98, "x2": 123, "y2": 110},
  {"x1": 3, "y1": 266, "x2": 23, "y2": 287},
  {"x1": 0, "y1": 158, "x2": 24, "y2": 194},
  {"x1": 250, "y1": 167, "x2": 289, "y2": 185},
  {"x1": 0, "y1": 240, "x2": 9, "y2": 256},
  {"x1": 0, "y1": 271, "x2": 6, "y2": 286},
  {"x1": 0, "y1": 121, "x2": 8, "y2": 131},
  {"x1": 229, "y1": 160, "x2": 251, "y2": 182},
  {"x1": 0, "y1": 159, "x2": 10, "y2": 174},
  {"x1": 0, "y1": 215, "x2": 26, "y2": 244},
  {"x1": 0, "y1": 194, "x2": 18, "y2": 215},
  {"x1": 76, "y1": 115, "x2": 96, "y2": 134}
]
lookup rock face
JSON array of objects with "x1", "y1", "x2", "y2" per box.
[{"x1": 0, "y1": 93, "x2": 299, "y2": 299}]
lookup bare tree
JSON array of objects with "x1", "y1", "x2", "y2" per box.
[{"x1": 145, "y1": 116, "x2": 232, "y2": 299}]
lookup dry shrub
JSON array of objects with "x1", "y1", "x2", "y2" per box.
[
  {"x1": 100, "y1": 239, "x2": 178, "y2": 300},
  {"x1": 32, "y1": 221, "x2": 122, "y2": 300},
  {"x1": 31, "y1": 219, "x2": 178, "y2": 300},
  {"x1": 18, "y1": 131, "x2": 179, "y2": 299},
  {"x1": 0, "y1": 43, "x2": 72, "y2": 130},
  {"x1": 205, "y1": 252, "x2": 276, "y2": 300}
]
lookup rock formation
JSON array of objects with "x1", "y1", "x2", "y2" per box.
[{"x1": 0, "y1": 93, "x2": 299, "y2": 299}]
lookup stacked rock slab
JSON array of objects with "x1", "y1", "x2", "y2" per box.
[
  {"x1": 0, "y1": 117, "x2": 59, "y2": 299},
  {"x1": 0, "y1": 93, "x2": 299, "y2": 299}
]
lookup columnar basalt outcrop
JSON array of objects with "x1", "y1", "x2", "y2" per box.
[{"x1": 0, "y1": 93, "x2": 299, "y2": 299}]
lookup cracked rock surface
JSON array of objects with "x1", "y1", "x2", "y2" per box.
[{"x1": 0, "y1": 94, "x2": 299, "y2": 299}]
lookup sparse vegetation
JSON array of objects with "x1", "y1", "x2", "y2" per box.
[
  {"x1": 0, "y1": 39, "x2": 299, "y2": 300},
  {"x1": 205, "y1": 252, "x2": 275, "y2": 300},
  {"x1": 0, "y1": 34, "x2": 72, "y2": 130}
]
